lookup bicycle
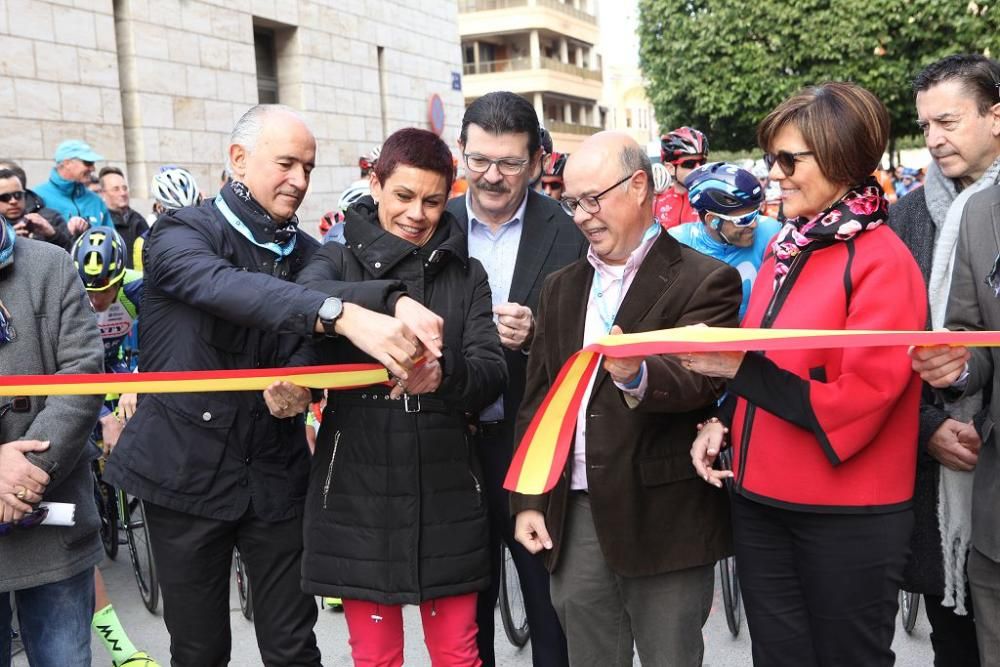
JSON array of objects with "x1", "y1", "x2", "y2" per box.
[
  {"x1": 498, "y1": 542, "x2": 530, "y2": 648},
  {"x1": 234, "y1": 549, "x2": 253, "y2": 621},
  {"x1": 898, "y1": 589, "x2": 920, "y2": 634},
  {"x1": 717, "y1": 447, "x2": 743, "y2": 637},
  {"x1": 91, "y1": 449, "x2": 160, "y2": 613}
]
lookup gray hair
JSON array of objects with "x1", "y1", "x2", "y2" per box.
[
  {"x1": 619, "y1": 143, "x2": 653, "y2": 201},
  {"x1": 226, "y1": 104, "x2": 306, "y2": 174}
]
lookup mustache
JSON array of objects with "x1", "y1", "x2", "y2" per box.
[{"x1": 475, "y1": 180, "x2": 510, "y2": 195}]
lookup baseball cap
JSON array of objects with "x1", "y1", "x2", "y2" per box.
[{"x1": 54, "y1": 140, "x2": 104, "y2": 163}]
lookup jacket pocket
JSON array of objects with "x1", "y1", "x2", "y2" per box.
[
  {"x1": 639, "y1": 455, "x2": 698, "y2": 487},
  {"x1": 125, "y1": 394, "x2": 237, "y2": 494}
]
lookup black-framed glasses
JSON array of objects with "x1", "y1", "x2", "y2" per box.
[
  {"x1": 763, "y1": 151, "x2": 815, "y2": 177},
  {"x1": 559, "y1": 173, "x2": 634, "y2": 217},
  {"x1": 0, "y1": 191, "x2": 25, "y2": 204},
  {"x1": 0, "y1": 505, "x2": 48, "y2": 537},
  {"x1": 463, "y1": 153, "x2": 530, "y2": 176},
  {"x1": 0, "y1": 396, "x2": 30, "y2": 419}
]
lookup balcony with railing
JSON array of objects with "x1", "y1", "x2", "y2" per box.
[{"x1": 459, "y1": 0, "x2": 596, "y2": 24}]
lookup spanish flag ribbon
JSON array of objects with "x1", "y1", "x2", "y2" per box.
[
  {"x1": 0, "y1": 363, "x2": 389, "y2": 397},
  {"x1": 504, "y1": 326, "x2": 1000, "y2": 496}
]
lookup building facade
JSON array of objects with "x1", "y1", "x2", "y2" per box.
[
  {"x1": 458, "y1": 0, "x2": 604, "y2": 154},
  {"x1": 0, "y1": 0, "x2": 465, "y2": 232}
]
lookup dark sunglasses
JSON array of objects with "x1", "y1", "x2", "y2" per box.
[
  {"x1": 673, "y1": 159, "x2": 704, "y2": 170},
  {"x1": 763, "y1": 151, "x2": 815, "y2": 177},
  {"x1": 0, "y1": 191, "x2": 25, "y2": 204},
  {"x1": 80, "y1": 160, "x2": 95, "y2": 168},
  {"x1": 0, "y1": 505, "x2": 49, "y2": 537}
]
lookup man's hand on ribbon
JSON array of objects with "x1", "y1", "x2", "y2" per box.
[
  {"x1": 603, "y1": 325, "x2": 643, "y2": 384},
  {"x1": 335, "y1": 303, "x2": 423, "y2": 380},
  {"x1": 0, "y1": 440, "x2": 50, "y2": 519},
  {"x1": 263, "y1": 381, "x2": 312, "y2": 419},
  {"x1": 515, "y1": 509, "x2": 553, "y2": 554},
  {"x1": 494, "y1": 302, "x2": 534, "y2": 351},
  {"x1": 909, "y1": 344, "x2": 970, "y2": 388}
]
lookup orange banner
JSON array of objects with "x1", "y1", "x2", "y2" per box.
[{"x1": 504, "y1": 326, "x2": 1000, "y2": 495}]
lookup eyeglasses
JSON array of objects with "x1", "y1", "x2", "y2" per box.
[
  {"x1": 80, "y1": 160, "x2": 95, "y2": 168},
  {"x1": 0, "y1": 505, "x2": 49, "y2": 537},
  {"x1": 0, "y1": 191, "x2": 25, "y2": 204},
  {"x1": 559, "y1": 173, "x2": 634, "y2": 217},
  {"x1": 673, "y1": 159, "x2": 704, "y2": 170},
  {"x1": 763, "y1": 151, "x2": 815, "y2": 177},
  {"x1": 463, "y1": 153, "x2": 530, "y2": 176},
  {"x1": 712, "y1": 209, "x2": 760, "y2": 227}
]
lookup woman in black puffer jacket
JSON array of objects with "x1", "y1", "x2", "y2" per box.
[{"x1": 297, "y1": 128, "x2": 506, "y2": 666}]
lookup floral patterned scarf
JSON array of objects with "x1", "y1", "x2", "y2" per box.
[{"x1": 771, "y1": 179, "x2": 887, "y2": 290}]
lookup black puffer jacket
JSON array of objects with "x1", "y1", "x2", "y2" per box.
[{"x1": 298, "y1": 198, "x2": 507, "y2": 604}]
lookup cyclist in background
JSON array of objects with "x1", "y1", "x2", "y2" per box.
[
  {"x1": 135, "y1": 167, "x2": 201, "y2": 271},
  {"x1": 72, "y1": 228, "x2": 158, "y2": 667},
  {"x1": 539, "y1": 151, "x2": 568, "y2": 200},
  {"x1": 654, "y1": 126, "x2": 708, "y2": 229},
  {"x1": 669, "y1": 162, "x2": 781, "y2": 320}
]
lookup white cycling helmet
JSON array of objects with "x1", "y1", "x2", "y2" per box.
[
  {"x1": 152, "y1": 168, "x2": 201, "y2": 210},
  {"x1": 337, "y1": 182, "x2": 370, "y2": 211},
  {"x1": 652, "y1": 162, "x2": 672, "y2": 194}
]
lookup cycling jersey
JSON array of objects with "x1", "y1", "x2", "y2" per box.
[
  {"x1": 97, "y1": 269, "x2": 143, "y2": 373},
  {"x1": 653, "y1": 188, "x2": 699, "y2": 230},
  {"x1": 669, "y1": 216, "x2": 782, "y2": 320}
]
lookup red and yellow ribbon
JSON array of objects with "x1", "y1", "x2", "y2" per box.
[
  {"x1": 504, "y1": 326, "x2": 1000, "y2": 496},
  {"x1": 0, "y1": 364, "x2": 389, "y2": 397}
]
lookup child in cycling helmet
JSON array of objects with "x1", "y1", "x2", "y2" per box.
[{"x1": 669, "y1": 162, "x2": 782, "y2": 319}]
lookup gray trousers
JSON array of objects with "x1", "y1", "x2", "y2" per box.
[
  {"x1": 549, "y1": 494, "x2": 714, "y2": 667},
  {"x1": 969, "y1": 547, "x2": 1000, "y2": 664}
]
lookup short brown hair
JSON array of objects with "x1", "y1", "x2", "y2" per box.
[{"x1": 757, "y1": 82, "x2": 889, "y2": 186}]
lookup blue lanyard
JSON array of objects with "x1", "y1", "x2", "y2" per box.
[
  {"x1": 214, "y1": 195, "x2": 296, "y2": 260},
  {"x1": 590, "y1": 222, "x2": 660, "y2": 334}
]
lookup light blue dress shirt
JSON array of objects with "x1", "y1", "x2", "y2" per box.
[{"x1": 466, "y1": 191, "x2": 528, "y2": 421}]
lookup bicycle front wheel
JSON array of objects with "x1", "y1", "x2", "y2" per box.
[
  {"x1": 498, "y1": 543, "x2": 530, "y2": 648},
  {"x1": 122, "y1": 493, "x2": 159, "y2": 614},
  {"x1": 719, "y1": 556, "x2": 742, "y2": 637}
]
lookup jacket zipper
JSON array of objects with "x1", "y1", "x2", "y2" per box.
[
  {"x1": 322, "y1": 431, "x2": 341, "y2": 509},
  {"x1": 736, "y1": 251, "x2": 809, "y2": 490},
  {"x1": 469, "y1": 470, "x2": 482, "y2": 506}
]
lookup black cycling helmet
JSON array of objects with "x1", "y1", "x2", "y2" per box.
[
  {"x1": 73, "y1": 228, "x2": 127, "y2": 291},
  {"x1": 538, "y1": 126, "x2": 553, "y2": 154}
]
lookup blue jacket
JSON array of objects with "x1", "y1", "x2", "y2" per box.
[
  {"x1": 33, "y1": 169, "x2": 112, "y2": 229},
  {"x1": 669, "y1": 216, "x2": 782, "y2": 320}
]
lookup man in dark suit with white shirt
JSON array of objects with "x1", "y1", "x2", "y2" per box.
[{"x1": 447, "y1": 91, "x2": 585, "y2": 667}]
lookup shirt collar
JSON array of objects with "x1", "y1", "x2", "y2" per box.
[
  {"x1": 466, "y1": 190, "x2": 528, "y2": 233},
  {"x1": 587, "y1": 220, "x2": 661, "y2": 279}
]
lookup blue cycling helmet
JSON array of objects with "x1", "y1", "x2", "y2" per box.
[
  {"x1": 684, "y1": 162, "x2": 763, "y2": 214},
  {"x1": 72, "y1": 228, "x2": 127, "y2": 291}
]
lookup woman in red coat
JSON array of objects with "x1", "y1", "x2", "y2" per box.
[{"x1": 685, "y1": 82, "x2": 927, "y2": 666}]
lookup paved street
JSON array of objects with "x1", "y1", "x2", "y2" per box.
[{"x1": 15, "y1": 551, "x2": 934, "y2": 666}]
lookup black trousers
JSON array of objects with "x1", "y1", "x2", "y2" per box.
[
  {"x1": 924, "y1": 592, "x2": 980, "y2": 667},
  {"x1": 731, "y1": 492, "x2": 913, "y2": 667},
  {"x1": 144, "y1": 502, "x2": 320, "y2": 667},
  {"x1": 473, "y1": 421, "x2": 568, "y2": 667}
]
